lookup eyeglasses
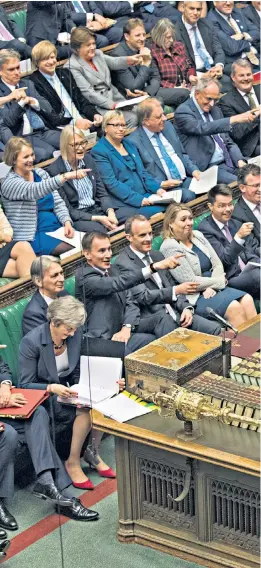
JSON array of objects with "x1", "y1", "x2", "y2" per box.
[
  {"x1": 243, "y1": 183, "x2": 260, "y2": 189},
  {"x1": 202, "y1": 95, "x2": 220, "y2": 103},
  {"x1": 68, "y1": 141, "x2": 87, "y2": 149},
  {"x1": 107, "y1": 124, "x2": 127, "y2": 129}
]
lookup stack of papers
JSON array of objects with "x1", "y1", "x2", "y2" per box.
[
  {"x1": 95, "y1": 393, "x2": 154, "y2": 422},
  {"x1": 46, "y1": 228, "x2": 85, "y2": 249},
  {"x1": 115, "y1": 95, "x2": 149, "y2": 109},
  {"x1": 149, "y1": 189, "x2": 182, "y2": 205},
  {"x1": 189, "y1": 165, "x2": 218, "y2": 195}
]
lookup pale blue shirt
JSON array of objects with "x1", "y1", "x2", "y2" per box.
[
  {"x1": 40, "y1": 71, "x2": 80, "y2": 121},
  {"x1": 192, "y1": 95, "x2": 224, "y2": 165},
  {"x1": 142, "y1": 126, "x2": 186, "y2": 180}
]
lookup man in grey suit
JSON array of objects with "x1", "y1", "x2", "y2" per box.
[
  {"x1": 232, "y1": 164, "x2": 261, "y2": 245},
  {"x1": 75, "y1": 231, "x2": 184, "y2": 354},
  {"x1": 175, "y1": 76, "x2": 256, "y2": 183},
  {"x1": 128, "y1": 97, "x2": 199, "y2": 203},
  {"x1": 114, "y1": 215, "x2": 221, "y2": 336}
]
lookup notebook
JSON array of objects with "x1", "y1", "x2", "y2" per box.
[{"x1": 0, "y1": 389, "x2": 49, "y2": 419}]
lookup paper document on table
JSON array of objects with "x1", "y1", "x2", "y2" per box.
[
  {"x1": 115, "y1": 95, "x2": 149, "y2": 109},
  {"x1": 57, "y1": 356, "x2": 122, "y2": 406},
  {"x1": 57, "y1": 32, "x2": 70, "y2": 44},
  {"x1": 95, "y1": 393, "x2": 153, "y2": 422},
  {"x1": 148, "y1": 189, "x2": 182, "y2": 205},
  {"x1": 46, "y1": 227, "x2": 85, "y2": 249},
  {"x1": 189, "y1": 166, "x2": 218, "y2": 195}
]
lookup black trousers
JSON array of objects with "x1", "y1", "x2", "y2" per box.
[
  {"x1": 228, "y1": 265, "x2": 260, "y2": 299},
  {"x1": 2, "y1": 406, "x2": 71, "y2": 494},
  {"x1": 25, "y1": 129, "x2": 61, "y2": 162},
  {"x1": 136, "y1": 309, "x2": 221, "y2": 338}
]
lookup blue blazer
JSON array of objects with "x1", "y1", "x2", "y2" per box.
[
  {"x1": 91, "y1": 137, "x2": 160, "y2": 208},
  {"x1": 128, "y1": 121, "x2": 197, "y2": 182},
  {"x1": 174, "y1": 97, "x2": 243, "y2": 172},
  {"x1": 207, "y1": 8, "x2": 260, "y2": 70},
  {"x1": 18, "y1": 322, "x2": 82, "y2": 390}
]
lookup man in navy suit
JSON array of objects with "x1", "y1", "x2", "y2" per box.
[
  {"x1": 90, "y1": 1, "x2": 181, "y2": 32},
  {"x1": 199, "y1": 184, "x2": 260, "y2": 298},
  {"x1": 128, "y1": 98, "x2": 198, "y2": 203},
  {"x1": 208, "y1": 1, "x2": 260, "y2": 73},
  {"x1": 243, "y1": 1, "x2": 261, "y2": 33},
  {"x1": 174, "y1": 76, "x2": 255, "y2": 184},
  {"x1": 232, "y1": 163, "x2": 261, "y2": 245},
  {"x1": 69, "y1": 1, "x2": 124, "y2": 47}
]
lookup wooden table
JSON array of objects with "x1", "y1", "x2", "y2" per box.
[{"x1": 92, "y1": 316, "x2": 261, "y2": 568}]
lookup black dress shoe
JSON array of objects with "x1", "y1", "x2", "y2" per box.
[
  {"x1": 55, "y1": 498, "x2": 99, "y2": 521},
  {"x1": 0, "y1": 500, "x2": 18, "y2": 531},
  {"x1": 0, "y1": 539, "x2": 10, "y2": 557},
  {"x1": 0, "y1": 530, "x2": 7, "y2": 539},
  {"x1": 32, "y1": 482, "x2": 72, "y2": 507}
]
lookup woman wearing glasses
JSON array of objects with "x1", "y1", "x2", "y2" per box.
[
  {"x1": 1, "y1": 137, "x2": 87, "y2": 256},
  {"x1": 47, "y1": 126, "x2": 118, "y2": 233},
  {"x1": 91, "y1": 110, "x2": 169, "y2": 221}
]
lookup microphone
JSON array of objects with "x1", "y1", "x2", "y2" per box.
[{"x1": 205, "y1": 307, "x2": 238, "y2": 336}]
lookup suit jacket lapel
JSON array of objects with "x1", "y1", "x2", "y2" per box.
[
  {"x1": 198, "y1": 21, "x2": 212, "y2": 56},
  {"x1": 41, "y1": 324, "x2": 59, "y2": 382},
  {"x1": 138, "y1": 127, "x2": 164, "y2": 175},
  {"x1": 179, "y1": 21, "x2": 195, "y2": 63}
]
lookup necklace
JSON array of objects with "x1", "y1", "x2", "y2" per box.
[{"x1": 53, "y1": 339, "x2": 66, "y2": 350}]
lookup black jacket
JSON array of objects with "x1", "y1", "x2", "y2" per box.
[
  {"x1": 26, "y1": 1, "x2": 74, "y2": 47},
  {"x1": 243, "y1": 4, "x2": 261, "y2": 31},
  {"x1": 0, "y1": 358, "x2": 12, "y2": 384},
  {"x1": 175, "y1": 17, "x2": 225, "y2": 69},
  {"x1": 219, "y1": 84, "x2": 260, "y2": 158},
  {"x1": 22, "y1": 289, "x2": 69, "y2": 337},
  {"x1": 198, "y1": 215, "x2": 260, "y2": 280},
  {"x1": 0, "y1": 78, "x2": 52, "y2": 141},
  {"x1": 47, "y1": 154, "x2": 113, "y2": 222},
  {"x1": 232, "y1": 196, "x2": 261, "y2": 244},
  {"x1": 30, "y1": 68, "x2": 97, "y2": 128},
  {"x1": 75, "y1": 263, "x2": 146, "y2": 339},
  {"x1": 111, "y1": 39, "x2": 161, "y2": 97},
  {"x1": 114, "y1": 247, "x2": 191, "y2": 321}
]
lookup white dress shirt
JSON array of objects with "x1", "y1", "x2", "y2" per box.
[
  {"x1": 40, "y1": 71, "x2": 81, "y2": 122},
  {"x1": 242, "y1": 197, "x2": 261, "y2": 222},
  {"x1": 182, "y1": 17, "x2": 214, "y2": 70},
  {"x1": 2, "y1": 80, "x2": 40, "y2": 135},
  {"x1": 211, "y1": 215, "x2": 245, "y2": 245},
  {"x1": 40, "y1": 292, "x2": 54, "y2": 306},
  {"x1": 55, "y1": 348, "x2": 69, "y2": 376},
  {"x1": 237, "y1": 88, "x2": 259, "y2": 108},
  {"x1": 143, "y1": 126, "x2": 186, "y2": 180}
]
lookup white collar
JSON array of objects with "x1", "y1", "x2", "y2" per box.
[
  {"x1": 211, "y1": 215, "x2": 226, "y2": 230},
  {"x1": 242, "y1": 196, "x2": 259, "y2": 212},
  {"x1": 2, "y1": 80, "x2": 16, "y2": 90},
  {"x1": 39, "y1": 291, "x2": 55, "y2": 306},
  {"x1": 182, "y1": 15, "x2": 196, "y2": 31},
  {"x1": 215, "y1": 9, "x2": 232, "y2": 22},
  {"x1": 142, "y1": 126, "x2": 156, "y2": 140},
  {"x1": 237, "y1": 87, "x2": 255, "y2": 98},
  {"x1": 129, "y1": 245, "x2": 149, "y2": 260}
]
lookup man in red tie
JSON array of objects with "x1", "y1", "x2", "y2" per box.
[{"x1": 198, "y1": 183, "x2": 260, "y2": 298}]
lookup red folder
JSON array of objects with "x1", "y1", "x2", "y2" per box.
[
  {"x1": 225, "y1": 331, "x2": 260, "y2": 358},
  {"x1": 0, "y1": 389, "x2": 49, "y2": 419}
]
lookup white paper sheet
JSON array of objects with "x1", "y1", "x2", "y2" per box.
[
  {"x1": 57, "y1": 32, "x2": 71, "y2": 44},
  {"x1": 46, "y1": 227, "x2": 85, "y2": 249},
  {"x1": 95, "y1": 393, "x2": 153, "y2": 422},
  {"x1": 248, "y1": 156, "x2": 261, "y2": 167},
  {"x1": 189, "y1": 165, "x2": 218, "y2": 195},
  {"x1": 148, "y1": 189, "x2": 182, "y2": 205},
  {"x1": 115, "y1": 95, "x2": 149, "y2": 109}
]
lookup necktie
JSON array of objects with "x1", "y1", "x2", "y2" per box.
[
  {"x1": 203, "y1": 113, "x2": 233, "y2": 168},
  {"x1": 72, "y1": 0, "x2": 85, "y2": 12},
  {"x1": 16, "y1": 85, "x2": 45, "y2": 131},
  {"x1": 0, "y1": 21, "x2": 13, "y2": 41},
  {"x1": 153, "y1": 133, "x2": 181, "y2": 180},
  {"x1": 143, "y1": 253, "x2": 177, "y2": 321},
  {"x1": 222, "y1": 223, "x2": 246, "y2": 272},
  {"x1": 246, "y1": 91, "x2": 257, "y2": 110},
  {"x1": 227, "y1": 14, "x2": 241, "y2": 34},
  {"x1": 191, "y1": 26, "x2": 211, "y2": 70}
]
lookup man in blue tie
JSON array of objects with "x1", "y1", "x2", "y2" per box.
[
  {"x1": 128, "y1": 97, "x2": 199, "y2": 203},
  {"x1": 175, "y1": 76, "x2": 256, "y2": 184},
  {"x1": 0, "y1": 49, "x2": 61, "y2": 162}
]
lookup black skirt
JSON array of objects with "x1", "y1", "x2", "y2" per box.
[{"x1": 0, "y1": 242, "x2": 16, "y2": 276}]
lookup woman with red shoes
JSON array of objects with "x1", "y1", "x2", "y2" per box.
[{"x1": 19, "y1": 295, "x2": 117, "y2": 489}]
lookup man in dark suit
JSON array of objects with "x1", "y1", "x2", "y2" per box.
[
  {"x1": 26, "y1": 1, "x2": 74, "y2": 60},
  {"x1": 0, "y1": 5, "x2": 31, "y2": 59},
  {"x1": 208, "y1": 1, "x2": 260, "y2": 73},
  {"x1": 232, "y1": 164, "x2": 261, "y2": 244},
  {"x1": 128, "y1": 98, "x2": 198, "y2": 203},
  {"x1": 174, "y1": 76, "x2": 255, "y2": 183},
  {"x1": 219, "y1": 59, "x2": 260, "y2": 158},
  {"x1": 22, "y1": 256, "x2": 69, "y2": 336},
  {"x1": 69, "y1": 0, "x2": 124, "y2": 46},
  {"x1": 75, "y1": 231, "x2": 183, "y2": 354},
  {"x1": 30, "y1": 40, "x2": 102, "y2": 131},
  {"x1": 243, "y1": 1, "x2": 261, "y2": 33},
  {"x1": 175, "y1": 1, "x2": 231, "y2": 91},
  {"x1": 90, "y1": 1, "x2": 181, "y2": 32},
  {"x1": 114, "y1": 215, "x2": 221, "y2": 335},
  {"x1": 0, "y1": 49, "x2": 61, "y2": 163},
  {"x1": 111, "y1": 18, "x2": 189, "y2": 107},
  {"x1": 199, "y1": 184, "x2": 260, "y2": 298},
  {"x1": 0, "y1": 355, "x2": 98, "y2": 524}
]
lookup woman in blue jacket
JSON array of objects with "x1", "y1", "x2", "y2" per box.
[{"x1": 91, "y1": 110, "x2": 169, "y2": 221}]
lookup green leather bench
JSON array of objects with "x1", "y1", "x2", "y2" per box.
[{"x1": 9, "y1": 10, "x2": 27, "y2": 36}]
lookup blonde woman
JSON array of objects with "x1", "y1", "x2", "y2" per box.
[
  {"x1": 0, "y1": 205, "x2": 36, "y2": 278},
  {"x1": 160, "y1": 204, "x2": 257, "y2": 328},
  {"x1": 47, "y1": 125, "x2": 118, "y2": 233}
]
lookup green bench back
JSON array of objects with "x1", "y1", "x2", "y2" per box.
[{"x1": 9, "y1": 10, "x2": 27, "y2": 36}]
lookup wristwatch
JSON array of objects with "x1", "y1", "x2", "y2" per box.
[
  {"x1": 149, "y1": 262, "x2": 157, "y2": 274},
  {"x1": 122, "y1": 324, "x2": 132, "y2": 329}
]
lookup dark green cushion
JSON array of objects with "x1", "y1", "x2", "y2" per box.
[{"x1": 9, "y1": 10, "x2": 27, "y2": 35}]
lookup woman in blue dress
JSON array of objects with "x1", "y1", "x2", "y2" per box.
[
  {"x1": 160, "y1": 204, "x2": 257, "y2": 329},
  {"x1": 1, "y1": 137, "x2": 89, "y2": 256}
]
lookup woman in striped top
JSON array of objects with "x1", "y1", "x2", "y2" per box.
[{"x1": 1, "y1": 137, "x2": 89, "y2": 256}]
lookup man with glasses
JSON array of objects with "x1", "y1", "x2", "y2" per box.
[
  {"x1": 22, "y1": 256, "x2": 69, "y2": 336},
  {"x1": 174, "y1": 76, "x2": 256, "y2": 183},
  {"x1": 232, "y1": 164, "x2": 261, "y2": 245}
]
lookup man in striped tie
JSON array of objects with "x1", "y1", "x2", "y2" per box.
[{"x1": 199, "y1": 184, "x2": 260, "y2": 298}]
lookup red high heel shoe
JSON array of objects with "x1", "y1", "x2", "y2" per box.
[
  {"x1": 97, "y1": 467, "x2": 116, "y2": 479},
  {"x1": 72, "y1": 479, "x2": 94, "y2": 490},
  {"x1": 84, "y1": 446, "x2": 116, "y2": 479}
]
